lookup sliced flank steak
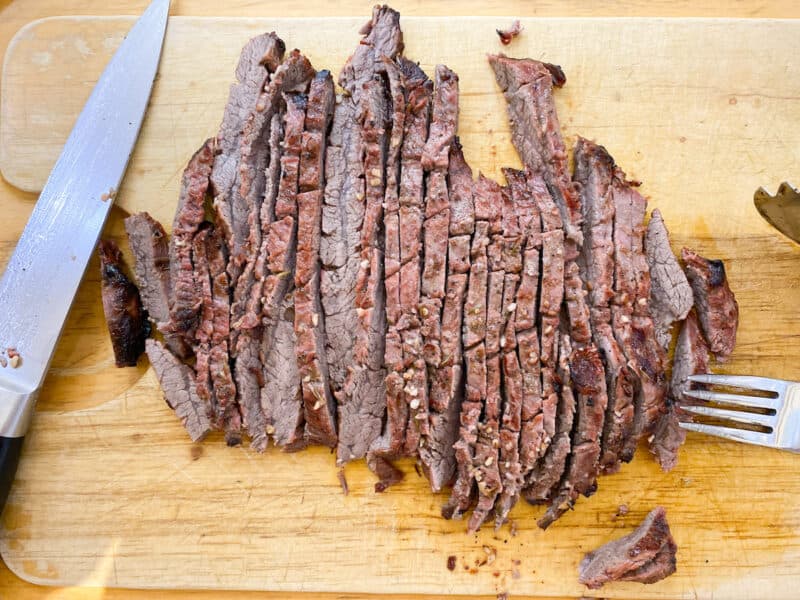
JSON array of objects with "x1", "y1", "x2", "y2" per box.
[
  {"x1": 681, "y1": 247, "x2": 739, "y2": 362},
  {"x1": 645, "y1": 209, "x2": 693, "y2": 350},
  {"x1": 611, "y1": 171, "x2": 668, "y2": 462},
  {"x1": 369, "y1": 58, "x2": 432, "y2": 472},
  {"x1": 334, "y1": 6, "x2": 404, "y2": 467},
  {"x1": 573, "y1": 138, "x2": 635, "y2": 475},
  {"x1": 418, "y1": 65, "x2": 460, "y2": 490},
  {"x1": 210, "y1": 32, "x2": 285, "y2": 255},
  {"x1": 420, "y1": 139, "x2": 472, "y2": 493},
  {"x1": 296, "y1": 71, "x2": 337, "y2": 447},
  {"x1": 161, "y1": 139, "x2": 216, "y2": 349},
  {"x1": 124, "y1": 212, "x2": 188, "y2": 358},
  {"x1": 146, "y1": 338, "x2": 212, "y2": 442}
]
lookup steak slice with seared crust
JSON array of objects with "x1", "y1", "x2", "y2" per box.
[
  {"x1": 573, "y1": 138, "x2": 635, "y2": 475},
  {"x1": 124, "y1": 212, "x2": 188, "y2": 357},
  {"x1": 611, "y1": 169, "x2": 668, "y2": 463},
  {"x1": 98, "y1": 240, "x2": 149, "y2": 368},
  {"x1": 146, "y1": 338, "x2": 212, "y2": 442},
  {"x1": 341, "y1": 76, "x2": 389, "y2": 464},
  {"x1": 161, "y1": 139, "x2": 216, "y2": 350},
  {"x1": 578, "y1": 507, "x2": 677, "y2": 589},
  {"x1": 210, "y1": 32, "x2": 285, "y2": 253},
  {"x1": 681, "y1": 247, "x2": 739, "y2": 362},
  {"x1": 650, "y1": 309, "x2": 708, "y2": 471},
  {"x1": 646, "y1": 209, "x2": 693, "y2": 350},
  {"x1": 294, "y1": 71, "x2": 337, "y2": 447}
]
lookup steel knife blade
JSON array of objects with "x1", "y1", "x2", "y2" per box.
[{"x1": 0, "y1": 0, "x2": 171, "y2": 510}]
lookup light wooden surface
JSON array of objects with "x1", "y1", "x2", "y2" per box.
[{"x1": 0, "y1": 2, "x2": 799, "y2": 600}]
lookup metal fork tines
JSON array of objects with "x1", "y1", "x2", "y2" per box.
[{"x1": 679, "y1": 374, "x2": 800, "y2": 452}]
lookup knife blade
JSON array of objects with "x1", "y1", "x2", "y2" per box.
[{"x1": 0, "y1": 0, "x2": 170, "y2": 511}]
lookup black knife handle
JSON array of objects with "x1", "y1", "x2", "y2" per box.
[{"x1": 0, "y1": 436, "x2": 23, "y2": 514}]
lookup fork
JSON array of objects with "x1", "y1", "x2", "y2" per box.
[{"x1": 678, "y1": 374, "x2": 800, "y2": 452}]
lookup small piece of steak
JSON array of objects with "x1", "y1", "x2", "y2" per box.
[
  {"x1": 650, "y1": 310, "x2": 709, "y2": 471},
  {"x1": 578, "y1": 506, "x2": 677, "y2": 589},
  {"x1": 681, "y1": 247, "x2": 739, "y2": 361},
  {"x1": 146, "y1": 338, "x2": 211, "y2": 442},
  {"x1": 646, "y1": 209, "x2": 693, "y2": 350},
  {"x1": 99, "y1": 240, "x2": 149, "y2": 367}
]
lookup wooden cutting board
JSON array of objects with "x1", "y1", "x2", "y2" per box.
[{"x1": 1, "y1": 15, "x2": 800, "y2": 598}]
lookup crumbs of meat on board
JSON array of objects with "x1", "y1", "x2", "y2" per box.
[{"x1": 497, "y1": 20, "x2": 522, "y2": 45}]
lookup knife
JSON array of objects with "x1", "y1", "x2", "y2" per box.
[{"x1": 0, "y1": 0, "x2": 170, "y2": 513}]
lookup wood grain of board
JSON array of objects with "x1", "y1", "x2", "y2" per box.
[{"x1": 0, "y1": 13, "x2": 800, "y2": 599}]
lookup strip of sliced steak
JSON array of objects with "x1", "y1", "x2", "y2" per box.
[
  {"x1": 573, "y1": 138, "x2": 635, "y2": 475},
  {"x1": 210, "y1": 32, "x2": 285, "y2": 248},
  {"x1": 146, "y1": 338, "x2": 211, "y2": 442},
  {"x1": 193, "y1": 226, "x2": 240, "y2": 445},
  {"x1": 650, "y1": 309, "x2": 709, "y2": 471},
  {"x1": 417, "y1": 65, "x2": 460, "y2": 487},
  {"x1": 645, "y1": 209, "x2": 693, "y2": 350},
  {"x1": 162, "y1": 139, "x2": 216, "y2": 348},
  {"x1": 320, "y1": 96, "x2": 364, "y2": 401},
  {"x1": 681, "y1": 247, "x2": 738, "y2": 361},
  {"x1": 262, "y1": 290, "x2": 305, "y2": 451},
  {"x1": 443, "y1": 219, "x2": 489, "y2": 520},
  {"x1": 539, "y1": 344, "x2": 607, "y2": 529},
  {"x1": 339, "y1": 5, "x2": 404, "y2": 96},
  {"x1": 340, "y1": 76, "x2": 389, "y2": 464},
  {"x1": 578, "y1": 506, "x2": 677, "y2": 589},
  {"x1": 99, "y1": 240, "x2": 149, "y2": 367},
  {"x1": 124, "y1": 212, "x2": 188, "y2": 357},
  {"x1": 418, "y1": 139, "x2": 473, "y2": 492},
  {"x1": 488, "y1": 54, "x2": 581, "y2": 246},
  {"x1": 294, "y1": 71, "x2": 337, "y2": 447},
  {"x1": 368, "y1": 59, "x2": 432, "y2": 471},
  {"x1": 611, "y1": 170, "x2": 668, "y2": 462},
  {"x1": 523, "y1": 332, "x2": 574, "y2": 505}
]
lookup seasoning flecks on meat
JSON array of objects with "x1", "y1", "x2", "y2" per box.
[
  {"x1": 681, "y1": 247, "x2": 739, "y2": 362},
  {"x1": 645, "y1": 209, "x2": 693, "y2": 350},
  {"x1": 578, "y1": 506, "x2": 677, "y2": 589},
  {"x1": 162, "y1": 139, "x2": 216, "y2": 347},
  {"x1": 523, "y1": 332, "x2": 574, "y2": 505},
  {"x1": 294, "y1": 71, "x2": 337, "y2": 448},
  {"x1": 573, "y1": 138, "x2": 635, "y2": 475},
  {"x1": 99, "y1": 240, "x2": 149, "y2": 367},
  {"x1": 146, "y1": 338, "x2": 212, "y2": 442},
  {"x1": 340, "y1": 75, "x2": 389, "y2": 465}
]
